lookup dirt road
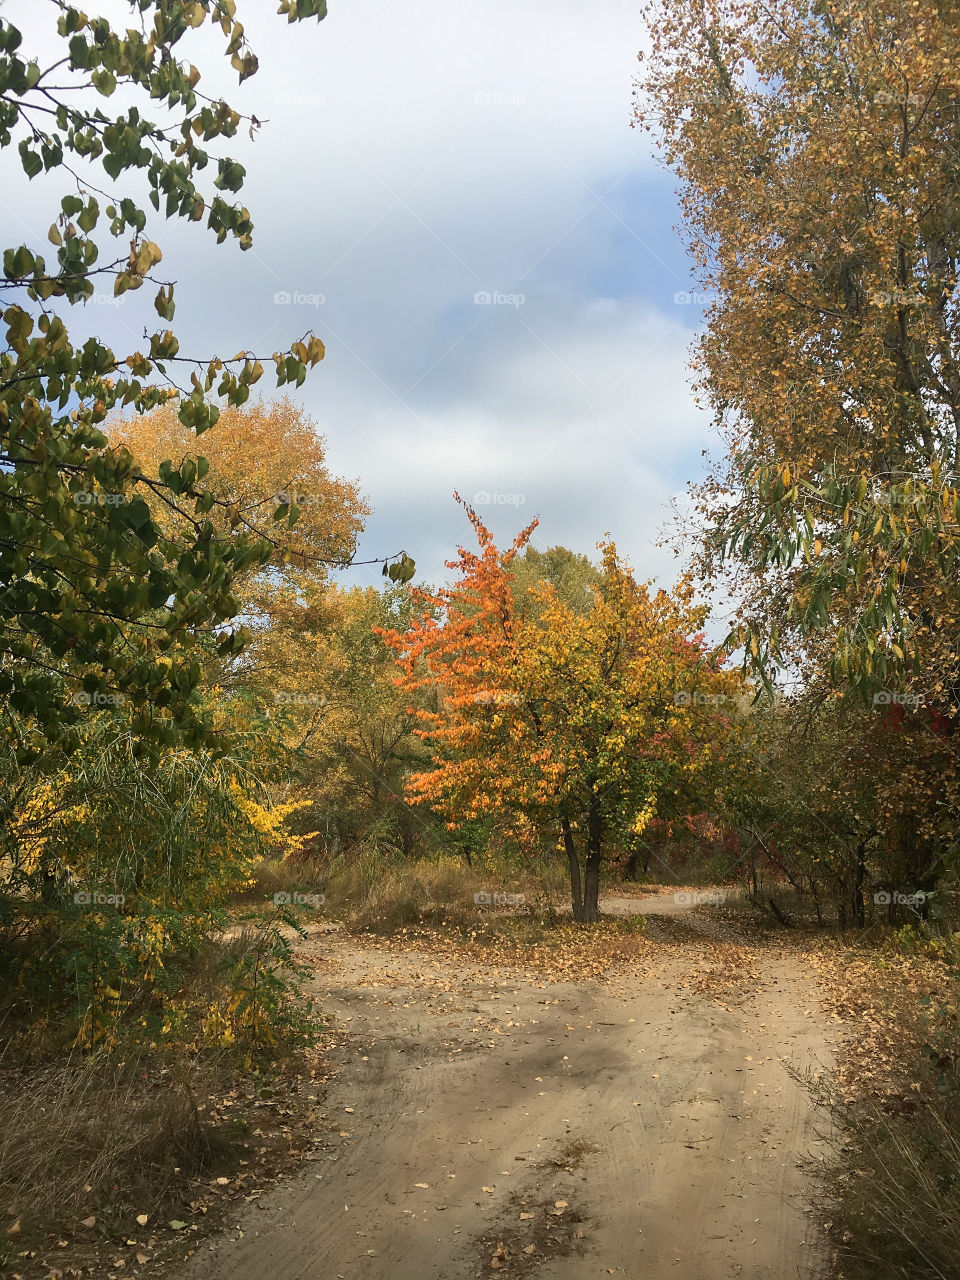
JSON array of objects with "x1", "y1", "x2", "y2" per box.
[{"x1": 173, "y1": 895, "x2": 834, "y2": 1280}]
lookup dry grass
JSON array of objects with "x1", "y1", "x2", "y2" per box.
[
  {"x1": 237, "y1": 852, "x2": 571, "y2": 934},
  {"x1": 235, "y1": 854, "x2": 320, "y2": 903},
  {"x1": 0, "y1": 926, "x2": 319, "y2": 1273},
  {"x1": 0, "y1": 1047, "x2": 238, "y2": 1248},
  {"x1": 820, "y1": 1096, "x2": 960, "y2": 1280},
  {"x1": 326, "y1": 857, "x2": 553, "y2": 932},
  {"x1": 809, "y1": 938, "x2": 960, "y2": 1279}
]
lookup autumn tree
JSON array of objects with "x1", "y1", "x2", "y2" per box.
[
  {"x1": 115, "y1": 395, "x2": 372, "y2": 700},
  {"x1": 276, "y1": 585, "x2": 437, "y2": 859},
  {"x1": 380, "y1": 498, "x2": 740, "y2": 923},
  {"x1": 719, "y1": 688, "x2": 960, "y2": 928},
  {"x1": 115, "y1": 399, "x2": 434, "y2": 856},
  {"x1": 114, "y1": 398, "x2": 367, "y2": 584},
  {"x1": 636, "y1": 0, "x2": 960, "y2": 724},
  {"x1": 0, "y1": 1, "x2": 331, "y2": 748}
]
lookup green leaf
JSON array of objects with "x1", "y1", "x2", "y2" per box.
[{"x1": 92, "y1": 68, "x2": 117, "y2": 96}]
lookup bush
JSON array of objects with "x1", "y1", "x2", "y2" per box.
[{"x1": 0, "y1": 708, "x2": 312, "y2": 1051}]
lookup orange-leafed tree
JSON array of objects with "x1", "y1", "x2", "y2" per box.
[
  {"x1": 379, "y1": 497, "x2": 740, "y2": 923},
  {"x1": 113, "y1": 396, "x2": 368, "y2": 583}
]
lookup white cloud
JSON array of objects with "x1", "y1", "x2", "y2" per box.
[
  {"x1": 4, "y1": 0, "x2": 714, "y2": 593},
  {"x1": 338, "y1": 296, "x2": 707, "y2": 585}
]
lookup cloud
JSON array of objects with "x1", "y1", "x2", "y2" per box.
[
  {"x1": 336, "y1": 295, "x2": 708, "y2": 586},
  {"x1": 5, "y1": 0, "x2": 715, "y2": 592}
]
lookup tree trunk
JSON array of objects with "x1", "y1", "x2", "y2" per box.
[
  {"x1": 562, "y1": 817, "x2": 586, "y2": 923},
  {"x1": 582, "y1": 852, "x2": 601, "y2": 923},
  {"x1": 853, "y1": 841, "x2": 866, "y2": 928},
  {"x1": 837, "y1": 887, "x2": 848, "y2": 931},
  {"x1": 580, "y1": 786, "x2": 603, "y2": 923}
]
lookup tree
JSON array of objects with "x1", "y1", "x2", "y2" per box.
[
  {"x1": 114, "y1": 398, "x2": 367, "y2": 580},
  {"x1": 229, "y1": 580, "x2": 436, "y2": 860},
  {"x1": 285, "y1": 585, "x2": 437, "y2": 858},
  {"x1": 380, "y1": 497, "x2": 739, "y2": 922},
  {"x1": 0, "y1": 1, "x2": 337, "y2": 747},
  {"x1": 508, "y1": 545, "x2": 600, "y2": 621},
  {"x1": 718, "y1": 688, "x2": 960, "y2": 928},
  {"x1": 636, "y1": 0, "x2": 960, "y2": 722}
]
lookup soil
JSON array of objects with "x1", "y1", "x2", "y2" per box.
[{"x1": 169, "y1": 892, "x2": 836, "y2": 1280}]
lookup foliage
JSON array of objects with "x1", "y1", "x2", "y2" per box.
[
  {"x1": 636, "y1": 0, "x2": 960, "y2": 719},
  {"x1": 508, "y1": 544, "x2": 600, "y2": 621},
  {"x1": 0, "y1": 1, "x2": 336, "y2": 745},
  {"x1": 116, "y1": 398, "x2": 425, "y2": 857},
  {"x1": 379, "y1": 496, "x2": 741, "y2": 922},
  {"x1": 0, "y1": 696, "x2": 314, "y2": 1049},
  {"x1": 719, "y1": 691, "x2": 960, "y2": 927},
  {"x1": 113, "y1": 397, "x2": 368, "y2": 587}
]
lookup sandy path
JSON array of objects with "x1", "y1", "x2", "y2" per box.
[{"x1": 172, "y1": 898, "x2": 834, "y2": 1280}]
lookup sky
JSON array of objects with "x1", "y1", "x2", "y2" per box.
[{"x1": 5, "y1": 0, "x2": 719, "y2": 591}]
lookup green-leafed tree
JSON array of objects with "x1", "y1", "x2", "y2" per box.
[
  {"x1": 0, "y1": 1, "x2": 339, "y2": 754},
  {"x1": 509, "y1": 545, "x2": 600, "y2": 620}
]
